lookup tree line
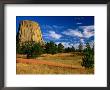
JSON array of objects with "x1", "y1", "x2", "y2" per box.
[
  {"x1": 16, "y1": 41, "x2": 94, "y2": 68},
  {"x1": 17, "y1": 41, "x2": 86, "y2": 56}
]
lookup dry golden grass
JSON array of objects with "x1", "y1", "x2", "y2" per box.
[
  {"x1": 16, "y1": 63, "x2": 94, "y2": 74},
  {"x1": 37, "y1": 53, "x2": 82, "y2": 66},
  {"x1": 16, "y1": 53, "x2": 94, "y2": 74}
]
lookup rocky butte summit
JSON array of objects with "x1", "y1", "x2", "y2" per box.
[{"x1": 17, "y1": 20, "x2": 44, "y2": 45}]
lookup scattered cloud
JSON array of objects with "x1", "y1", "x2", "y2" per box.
[
  {"x1": 80, "y1": 25, "x2": 94, "y2": 30},
  {"x1": 52, "y1": 25, "x2": 65, "y2": 29},
  {"x1": 62, "y1": 25, "x2": 94, "y2": 39},
  {"x1": 62, "y1": 29, "x2": 83, "y2": 38},
  {"x1": 55, "y1": 41, "x2": 94, "y2": 49},
  {"x1": 42, "y1": 25, "x2": 65, "y2": 31},
  {"x1": 42, "y1": 25, "x2": 53, "y2": 30},
  {"x1": 73, "y1": 43, "x2": 80, "y2": 49},
  {"x1": 42, "y1": 24, "x2": 63, "y2": 40},
  {"x1": 80, "y1": 39, "x2": 85, "y2": 44},
  {"x1": 76, "y1": 22, "x2": 82, "y2": 25},
  {"x1": 89, "y1": 41, "x2": 94, "y2": 48},
  {"x1": 42, "y1": 25, "x2": 94, "y2": 48},
  {"x1": 61, "y1": 42, "x2": 73, "y2": 48},
  {"x1": 48, "y1": 31, "x2": 62, "y2": 39},
  {"x1": 80, "y1": 25, "x2": 94, "y2": 38}
]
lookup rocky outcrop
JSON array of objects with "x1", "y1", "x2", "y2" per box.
[{"x1": 17, "y1": 20, "x2": 44, "y2": 45}]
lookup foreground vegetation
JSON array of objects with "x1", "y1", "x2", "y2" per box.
[
  {"x1": 17, "y1": 63, "x2": 94, "y2": 74},
  {"x1": 16, "y1": 53, "x2": 94, "y2": 74},
  {"x1": 17, "y1": 41, "x2": 94, "y2": 69}
]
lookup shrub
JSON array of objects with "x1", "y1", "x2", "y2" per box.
[
  {"x1": 20, "y1": 41, "x2": 43, "y2": 59},
  {"x1": 45, "y1": 41, "x2": 58, "y2": 54},
  {"x1": 58, "y1": 43, "x2": 64, "y2": 53},
  {"x1": 81, "y1": 42, "x2": 94, "y2": 68}
]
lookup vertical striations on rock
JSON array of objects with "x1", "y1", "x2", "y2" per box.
[{"x1": 17, "y1": 20, "x2": 44, "y2": 45}]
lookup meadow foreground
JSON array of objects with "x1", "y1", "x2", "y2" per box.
[{"x1": 16, "y1": 53, "x2": 94, "y2": 74}]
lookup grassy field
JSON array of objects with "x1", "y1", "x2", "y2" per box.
[{"x1": 16, "y1": 53, "x2": 94, "y2": 74}]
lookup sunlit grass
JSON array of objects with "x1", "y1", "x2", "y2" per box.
[
  {"x1": 16, "y1": 63, "x2": 94, "y2": 74},
  {"x1": 16, "y1": 53, "x2": 94, "y2": 74},
  {"x1": 37, "y1": 53, "x2": 82, "y2": 66}
]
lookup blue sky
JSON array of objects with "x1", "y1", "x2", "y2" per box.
[{"x1": 16, "y1": 16, "x2": 94, "y2": 49}]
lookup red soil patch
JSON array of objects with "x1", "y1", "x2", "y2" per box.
[{"x1": 16, "y1": 58, "x2": 84, "y2": 69}]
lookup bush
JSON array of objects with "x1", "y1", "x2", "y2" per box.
[
  {"x1": 64, "y1": 46, "x2": 75, "y2": 53},
  {"x1": 81, "y1": 43, "x2": 94, "y2": 68},
  {"x1": 18, "y1": 41, "x2": 43, "y2": 59},
  {"x1": 58, "y1": 43, "x2": 64, "y2": 53},
  {"x1": 45, "y1": 41, "x2": 58, "y2": 55}
]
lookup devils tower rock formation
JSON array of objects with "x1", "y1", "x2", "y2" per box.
[{"x1": 17, "y1": 20, "x2": 44, "y2": 45}]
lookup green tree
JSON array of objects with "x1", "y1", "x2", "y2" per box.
[
  {"x1": 45, "y1": 41, "x2": 58, "y2": 54},
  {"x1": 64, "y1": 46, "x2": 75, "y2": 53},
  {"x1": 64, "y1": 47, "x2": 71, "y2": 53},
  {"x1": 71, "y1": 46, "x2": 75, "y2": 52},
  {"x1": 16, "y1": 42, "x2": 22, "y2": 54},
  {"x1": 81, "y1": 42, "x2": 94, "y2": 68},
  {"x1": 16, "y1": 34, "x2": 20, "y2": 54},
  {"x1": 21, "y1": 41, "x2": 43, "y2": 58},
  {"x1": 58, "y1": 43, "x2": 64, "y2": 53},
  {"x1": 31, "y1": 43, "x2": 44, "y2": 58},
  {"x1": 78, "y1": 43, "x2": 83, "y2": 52}
]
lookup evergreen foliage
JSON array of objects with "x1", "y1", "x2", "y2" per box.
[
  {"x1": 81, "y1": 42, "x2": 94, "y2": 68},
  {"x1": 45, "y1": 41, "x2": 58, "y2": 54},
  {"x1": 17, "y1": 41, "x2": 43, "y2": 58},
  {"x1": 78, "y1": 43, "x2": 83, "y2": 52},
  {"x1": 58, "y1": 43, "x2": 64, "y2": 53}
]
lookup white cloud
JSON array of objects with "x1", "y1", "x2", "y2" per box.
[
  {"x1": 89, "y1": 41, "x2": 94, "y2": 48},
  {"x1": 80, "y1": 25, "x2": 94, "y2": 30},
  {"x1": 49, "y1": 31, "x2": 62, "y2": 39},
  {"x1": 83, "y1": 30, "x2": 94, "y2": 38},
  {"x1": 80, "y1": 25, "x2": 94, "y2": 38},
  {"x1": 42, "y1": 25, "x2": 53, "y2": 30},
  {"x1": 62, "y1": 25, "x2": 94, "y2": 39},
  {"x1": 73, "y1": 43, "x2": 80, "y2": 49},
  {"x1": 42, "y1": 25, "x2": 64, "y2": 40},
  {"x1": 55, "y1": 42, "x2": 61, "y2": 45},
  {"x1": 42, "y1": 25, "x2": 65, "y2": 31},
  {"x1": 72, "y1": 30, "x2": 83, "y2": 37},
  {"x1": 80, "y1": 39, "x2": 85, "y2": 44},
  {"x1": 56, "y1": 42, "x2": 86, "y2": 49},
  {"x1": 52, "y1": 25, "x2": 65, "y2": 29},
  {"x1": 61, "y1": 42, "x2": 72, "y2": 48},
  {"x1": 55, "y1": 41, "x2": 94, "y2": 49},
  {"x1": 62, "y1": 29, "x2": 83, "y2": 38},
  {"x1": 76, "y1": 22, "x2": 82, "y2": 25}
]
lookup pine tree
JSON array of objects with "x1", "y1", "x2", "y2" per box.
[
  {"x1": 78, "y1": 43, "x2": 83, "y2": 52},
  {"x1": 71, "y1": 46, "x2": 75, "y2": 52},
  {"x1": 58, "y1": 43, "x2": 64, "y2": 53},
  {"x1": 21, "y1": 41, "x2": 43, "y2": 58},
  {"x1": 81, "y1": 42, "x2": 94, "y2": 68},
  {"x1": 64, "y1": 47, "x2": 71, "y2": 52},
  {"x1": 45, "y1": 41, "x2": 58, "y2": 54}
]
